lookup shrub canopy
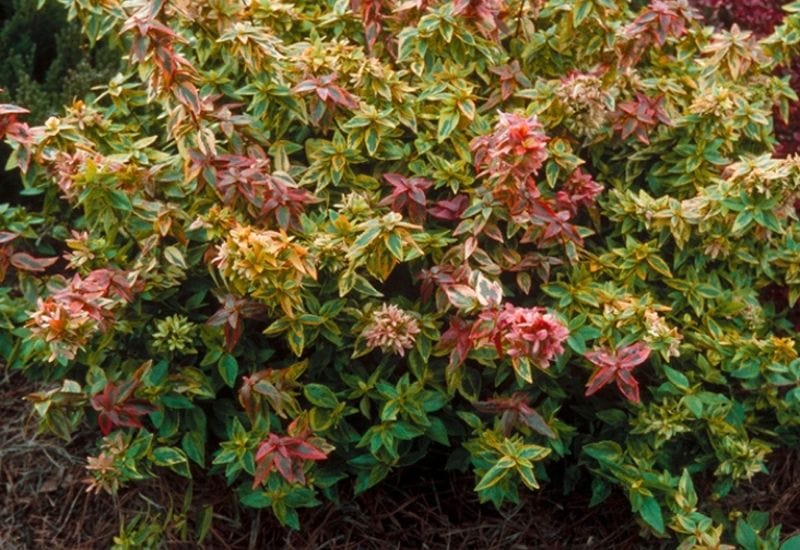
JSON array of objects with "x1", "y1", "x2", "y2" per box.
[{"x1": 5, "y1": 0, "x2": 800, "y2": 545}]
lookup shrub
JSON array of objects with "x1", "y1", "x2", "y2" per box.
[
  {"x1": 4, "y1": 0, "x2": 800, "y2": 545},
  {"x1": 693, "y1": 0, "x2": 800, "y2": 158}
]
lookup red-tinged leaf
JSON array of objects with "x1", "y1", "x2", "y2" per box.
[
  {"x1": 584, "y1": 348, "x2": 616, "y2": 368},
  {"x1": 91, "y1": 380, "x2": 153, "y2": 435},
  {"x1": 616, "y1": 369, "x2": 641, "y2": 404},
  {"x1": 10, "y1": 252, "x2": 58, "y2": 272},
  {"x1": 207, "y1": 308, "x2": 230, "y2": 327},
  {"x1": 584, "y1": 366, "x2": 617, "y2": 397},
  {"x1": 208, "y1": 295, "x2": 266, "y2": 351},
  {"x1": 292, "y1": 462, "x2": 307, "y2": 485},
  {"x1": 428, "y1": 195, "x2": 469, "y2": 221},
  {"x1": 253, "y1": 431, "x2": 328, "y2": 486},
  {"x1": 116, "y1": 379, "x2": 138, "y2": 402},
  {"x1": 621, "y1": 118, "x2": 637, "y2": 140},
  {"x1": 327, "y1": 85, "x2": 359, "y2": 110},
  {"x1": 439, "y1": 316, "x2": 474, "y2": 371},
  {"x1": 252, "y1": 462, "x2": 271, "y2": 489},
  {"x1": 224, "y1": 322, "x2": 244, "y2": 352},
  {"x1": 473, "y1": 400, "x2": 505, "y2": 415},
  {"x1": 289, "y1": 440, "x2": 328, "y2": 461},
  {"x1": 0, "y1": 104, "x2": 29, "y2": 115},
  {"x1": 382, "y1": 173, "x2": 404, "y2": 187},
  {"x1": 0, "y1": 231, "x2": 18, "y2": 244},
  {"x1": 273, "y1": 453, "x2": 296, "y2": 482},
  {"x1": 617, "y1": 342, "x2": 651, "y2": 369},
  {"x1": 464, "y1": 236, "x2": 478, "y2": 259},
  {"x1": 174, "y1": 80, "x2": 201, "y2": 115},
  {"x1": 104, "y1": 410, "x2": 122, "y2": 426},
  {"x1": 239, "y1": 382, "x2": 254, "y2": 418},
  {"x1": 292, "y1": 79, "x2": 318, "y2": 93},
  {"x1": 518, "y1": 406, "x2": 557, "y2": 439},
  {"x1": 381, "y1": 174, "x2": 432, "y2": 222},
  {"x1": 154, "y1": 46, "x2": 179, "y2": 86},
  {"x1": 118, "y1": 414, "x2": 145, "y2": 429},
  {"x1": 255, "y1": 441, "x2": 277, "y2": 463},
  {"x1": 98, "y1": 415, "x2": 113, "y2": 436},
  {"x1": 474, "y1": 392, "x2": 556, "y2": 437},
  {"x1": 585, "y1": 342, "x2": 649, "y2": 403},
  {"x1": 124, "y1": 403, "x2": 156, "y2": 417},
  {"x1": 130, "y1": 35, "x2": 149, "y2": 62}
]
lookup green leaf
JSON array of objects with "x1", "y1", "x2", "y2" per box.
[
  {"x1": 353, "y1": 274, "x2": 384, "y2": 297},
  {"x1": 364, "y1": 127, "x2": 380, "y2": 155},
  {"x1": 437, "y1": 109, "x2": 459, "y2": 142},
  {"x1": 664, "y1": 366, "x2": 689, "y2": 390},
  {"x1": 287, "y1": 324, "x2": 305, "y2": 356},
  {"x1": 567, "y1": 334, "x2": 587, "y2": 355},
  {"x1": 107, "y1": 189, "x2": 132, "y2": 212},
  {"x1": 426, "y1": 416, "x2": 450, "y2": 445},
  {"x1": 240, "y1": 489, "x2": 272, "y2": 508},
  {"x1": 182, "y1": 431, "x2": 205, "y2": 466},
  {"x1": 385, "y1": 233, "x2": 403, "y2": 261},
  {"x1": 517, "y1": 463, "x2": 539, "y2": 489},
  {"x1": 513, "y1": 356, "x2": 533, "y2": 384},
  {"x1": 695, "y1": 284, "x2": 721, "y2": 299},
  {"x1": 152, "y1": 446, "x2": 191, "y2": 478},
  {"x1": 397, "y1": 28, "x2": 418, "y2": 62},
  {"x1": 639, "y1": 496, "x2": 665, "y2": 534},
  {"x1": 352, "y1": 225, "x2": 382, "y2": 251},
  {"x1": 646, "y1": 255, "x2": 672, "y2": 278},
  {"x1": 354, "y1": 462, "x2": 390, "y2": 494},
  {"x1": 475, "y1": 457, "x2": 515, "y2": 491},
  {"x1": 218, "y1": 353, "x2": 238, "y2": 387},
  {"x1": 573, "y1": 0, "x2": 593, "y2": 26},
  {"x1": 196, "y1": 505, "x2": 213, "y2": 544},
  {"x1": 589, "y1": 478, "x2": 611, "y2": 507},
  {"x1": 781, "y1": 535, "x2": 800, "y2": 550},
  {"x1": 735, "y1": 519, "x2": 759, "y2": 550},
  {"x1": 304, "y1": 384, "x2": 338, "y2": 408},
  {"x1": 163, "y1": 245, "x2": 187, "y2": 269},
  {"x1": 732, "y1": 210, "x2": 753, "y2": 234},
  {"x1": 678, "y1": 469, "x2": 698, "y2": 509},
  {"x1": 583, "y1": 441, "x2": 622, "y2": 466}
]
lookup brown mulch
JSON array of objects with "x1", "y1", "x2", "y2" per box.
[
  {"x1": 2, "y1": 368, "x2": 798, "y2": 549},
  {"x1": 719, "y1": 448, "x2": 800, "y2": 538}
]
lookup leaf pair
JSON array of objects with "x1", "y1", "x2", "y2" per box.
[
  {"x1": 584, "y1": 342, "x2": 651, "y2": 404},
  {"x1": 252, "y1": 433, "x2": 328, "y2": 487},
  {"x1": 90, "y1": 380, "x2": 155, "y2": 436}
]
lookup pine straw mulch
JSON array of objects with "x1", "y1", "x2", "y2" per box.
[{"x1": 1, "y1": 368, "x2": 798, "y2": 549}]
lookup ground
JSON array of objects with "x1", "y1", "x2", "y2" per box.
[{"x1": 3, "y1": 370, "x2": 799, "y2": 549}]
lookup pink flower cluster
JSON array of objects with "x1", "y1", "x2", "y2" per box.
[
  {"x1": 362, "y1": 303, "x2": 421, "y2": 356},
  {"x1": 27, "y1": 269, "x2": 141, "y2": 362},
  {"x1": 474, "y1": 303, "x2": 569, "y2": 370},
  {"x1": 471, "y1": 111, "x2": 550, "y2": 186}
]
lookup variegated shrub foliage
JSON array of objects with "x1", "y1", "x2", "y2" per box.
[{"x1": 4, "y1": 0, "x2": 800, "y2": 545}]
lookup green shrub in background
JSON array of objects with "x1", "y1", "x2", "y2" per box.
[
  {"x1": 0, "y1": 0, "x2": 119, "y2": 123},
  {"x1": 4, "y1": 0, "x2": 800, "y2": 546}
]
